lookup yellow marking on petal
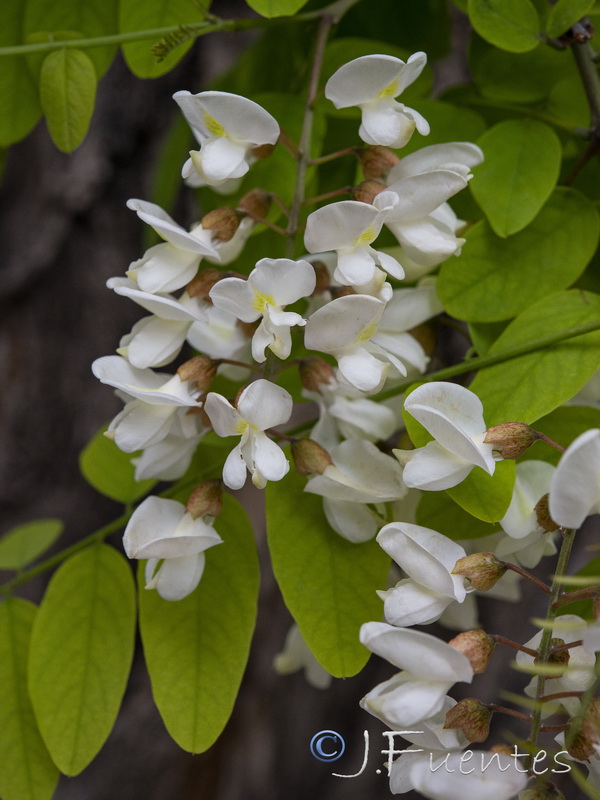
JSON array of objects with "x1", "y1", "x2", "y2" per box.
[
  {"x1": 235, "y1": 420, "x2": 249, "y2": 435},
  {"x1": 252, "y1": 290, "x2": 276, "y2": 312},
  {"x1": 356, "y1": 321, "x2": 377, "y2": 342},
  {"x1": 378, "y1": 79, "x2": 399, "y2": 98},
  {"x1": 203, "y1": 110, "x2": 227, "y2": 138},
  {"x1": 354, "y1": 225, "x2": 376, "y2": 247}
]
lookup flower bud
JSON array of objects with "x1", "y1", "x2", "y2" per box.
[
  {"x1": 292, "y1": 439, "x2": 333, "y2": 476},
  {"x1": 536, "y1": 638, "x2": 570, "y2": 677},
  {"x1": 582, "y1": 696, "x2": 600, "y2": 743},
  {"x1": 520, "y1": 785, "x2": 566, "y2": 800},
  {"x1": 238, "y1": 188, "x2": 272, "y2": 219},
  {"x1": 187, "y1": 268, "x2": 225, "y2": 298},
  {"x1": 533, "y1": 493, "x2": 558, "y2": 532},
  {"x1": 483, "y1": 422, "x2": 540, "y2": 459},
  {"x1": 408, "y1": 323, "x2": 436, "y2": 356},
  {"x1": 330, "y1": 285, "x2": 356, "y2": 299},
  {"x1": 299, "y1": 357, "x2": 335, "y2": 392},
  {"x1": 359, "y1": 145, "x2": 400, "y2": 180},
  {"x1": 311, "y1": 260, "x2": 331, "y2": 294},
  {"x1": 448, "y1": 629, "x2": 495, "y2": 674},
  {"x1": 200, "y1": 207, "x2": 241, "y2": 242},
  {"x1": 186, "y1": 480, "x2": 223, "y2": 519},
  {"x1": 444, "y1": 698, "x2": 491, "y2": 743},
  {"x1": 187, "y1": 405, "x2": 213, "y2": 429},
  {"x1": 452, "y1": 553, "x2": 507, "y2": 591},
  {"x1": 352, "y1": 179, "x2": 386, "y2": 205},
  {"x1": 489, "y1": 744, "x2": 512, "y2": 756},
  {"x1": 177, "y1": 355, "x2": 217, "y2": 390},
  {"x1": 566, "y1": 725, "x2": 596, "y2": 761},
  {"x1": 251, "y1": 142, "x2": 275, "y2": 160}
]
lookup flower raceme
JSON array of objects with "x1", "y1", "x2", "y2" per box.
[{"x1": 396, "y1": 382, "x2": 498, "y2": 490}]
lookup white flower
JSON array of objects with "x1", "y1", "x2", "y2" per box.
[
  {"x1": 304, "y1": 193, "x2": 405, "y2": 286},
  {"x1": 173, "y1": 90, "x2": 279, "y2": 187},
  {"x1": 304, "y1": 294, "x2": 407, "y2": 393},
  {"x1": 549, "y1": 428, "x2": 600, "y2": 529},
  {"x1": 376, "y1": 522, "x2": 470, "y2": 627},
  {"x1": 359, "y1": 622, "x2": 473, "y2": 727},
  {"x1": 209, "y1": 258, "x2": 316, "y2": 363},
  {"x1": 396, "y1": 382, "x2": 497, "y2": 490},
  {"x1": 123, "y1": 496, "x2": 222, "y2": 601},
  {"x1": 409, "y1": 750, "x2": 527, "y2": 800},
  {"x1": 204, "y1": 379, "x2": 292, "y2": 489},
  {"x1": 126, "y1": 199, "x2": 219, "y2": 293},
  {"x1": 516, "y1": 615, "x2": 596, "y2": 717},
  {"x1": 500, "y1": 460, "x2": 556, "y2": 538},
  {"x1": 92, "y1": 356, "x2": 203, "y2": 452},
  {"x1": 132, "y1": 431, "x2": 205, "y2": 482},
  {"x1": 304, "y1": 439, "x2": 406, "y2": 543},
  {"x1": 273, "y1": 624, "x2": 332, "y2": 689},
  {"x1": 387, "y1": 141, "x2": 484, "y2": 183},
  {"x1": 325, "y1": 53, "x2": 430, "y2": 148}
]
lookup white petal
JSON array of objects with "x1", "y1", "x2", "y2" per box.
[
  {"x1": 237, "y1": 379, "x2": 293, "y2": 430},
  {"x1": 390, "y1": 142, "x2": 484, "y2": 181},
  {"x1": 361, "y1": 672, "x2": 452, "y2": 728},
  {"x1": 386, "y1": 171, "x2": 468, "y2": 221},
  {"x1": 500, "y1": 460, "x2": 555, "y2": 539},
  {"x1": 390, "y1": 216, "x2": 463, "y2": 264},
  {"x1": 209, "y1": 277, "x2": 258, "y2": 323},
  {"x1": 247, "y1": 431, "x2": 289, "y2": 484},
  {"x1": 128, "y1": 242, "x2": 201, "y2": 294},
  {"x1": 376, "y1": 249, "x2": 405, "y2": 280},
  {"x1": 398, "y1": 441, "x2": 475, "y2": 491},
  {"x1": 126, "y1": 199, "x2": 216, "y2": 256},
  {"x1": 329, "y1": 396, "x2": 397, "y2": 442},
  {"x1": 322, "y1": 497, "x2": 379, "y2": 542},
  {"x1": 304, "y1": 201, "x2": 381, "y2": 254},
  {"x1": 200, "y1": 136, "x2": 249, "y2": 182},
  {"x1": 325, "y1": 54, "x2": 422, "y2": 108},
  {"x1": 204, "y1": 393, "x2": 244, "y2": 437},
  {"x1": 250, "y1": 258, "x2": 316, "y2": 306},
  {"x1": 359, "y1": 101, "x2": 408, "y2": 148},
  {"x1": 304, "y1": 294, "x2": 385, "y2": 353},
  {"x1": 410, "y1": 751, "x2": 528, "y2": 800},
  {"x1": 151, "y1": 553, "x2": 206, "y2": 601},
  {"x1": 107, "y1": 278, "x2": 206, "y2": 321},
  {"x1": 173, "y1": 90, "x2": 279, "y2": 145},
  {"x1": 124, "y1": 497, "x2": 185, "y2": 557},
  {"x1": 222, "y1": 441, "x2": 248, "y2": 489},
  {"x1": 108, "y1": 401, "x2": 176, "y2": 452},
  {"x1": 549, "y1": 429, "x2": 600, "y2": 528},
  {"x1": 120, "y1": 316, "x2": 189, "y2": 369},
  {"x1": 381, "y1": 285, "x2": 444, "y2": 331},
  {"x1": 334, "y1": 247, "x2": 377, "y2": 286},
  {"x1": 382, "y1": 579, "x2": 453, "y2": 626},
  {"x1": 371, "y1": 330, "x2": 428, "y2": 373},
  {"x1": 338, "y1": 347, "x2": 389, "y2": 393}
]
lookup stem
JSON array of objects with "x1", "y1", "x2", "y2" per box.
[
  {"x1": 555, "y1": 583, "x2": 600, "y2": 606},
  {"x1": 539, "y1": 690, "x2": 583, "y2": 702},
  {"x1": 493, "y1": 635, "x2": 539, "y2": 658},
  {"x1": 285, "y1": 14, "x2": 334, "y2": 258},
  {"x1": 302, "y1": 186, "x2": 353, "y2": 206},
  {"x1": 309, "y1": 146, "x2": 359, "y2": 166},
  {"x1": 505, "y1": 563, "x2": 552, "y2": 594},
  {"x1": 0, "y1": 513, "x2": 131, "y2": 596},
  {"x1": 564, "y1": 40, "x2": 600, "y2": 183},
  {"x1": 527, "y1": 528, "x2": 577, "y2": 759},
  {"x1": 535, "y1": 432, "x2": 565, "y2": 453},
  {"x1": 377, "y1": 317, "x2": 600, "y2": 401},
  {"x1": 551, "y1": 639, "x2": 583, "y2": 652},
  {"x1": 488, "y1": 704, "x2": 531, "y2": 722},
  {"x1": 243, "y1": 210, "x2": 288, "y2": 237}
]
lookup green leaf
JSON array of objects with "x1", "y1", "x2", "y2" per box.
[
  {"x1": 0, "y1": 519, "x2": 63, "y2": 571},
  {"x1": 416, "y1": 492, "x2": 498, "y2": 540},
  {"x1": 446, "y1": 460, "x2": 516, "y2": 523},
  {"x1": 39, "y1": 48, "x2": 97, "y2": 152},
  {"x1": 470, "y1": 290, "x2": 600, "y2": 425},
  {"x1": 469, "y1": 320, "x2": 509, "y2": 356},
  {"x1": 471, "y1": 120, "x2": 562, "y2": 237},
  {"x1": 521, "y1": 405, "x2": 600, "y2": 465},
  {"x1": 139, "y1": 494, "x2": 258, "y2": 752},
  {"x1": 546, "y1": 0, "x2": 596, "y2": 38},
  {"x1": 79, "y1": 425, "x2": 156, "y2": 504},
  {"x1": 266, "y1": 468, "x2": 390, "y2": 677},
  {"x1": 245, "y1": 0, "x2": 309, "y2": 17},
  {"x1": 0, "y1": 4, "x2": 42, "y2": 146},
  {"x1": 28, "y1": 545, "x2": 136, "y2": 775},
  {"x1": 119, "y1": 0, "x2": 208, "y2": 78},
  {"x1": 468, "y1": 0, "x2": 541, "y2": 52},
  {"x1": 400, "y1": 99, "x2": 487, "y2": 156},
  {"x1": 24, "y1": 0, "x2": 118, "y2": 77},
  {"x1": 438, "y1": 188, "x2": 600, "y2": 322},
  {"x1": 0, "y1": 599, "x2": 59, "y2": 800}
]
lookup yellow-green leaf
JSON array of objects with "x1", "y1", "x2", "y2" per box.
[
  {"x1": 245, "y1": 0, "x2": 309, "y2": 18},
  {"x1": 0, "y1": 519, "x2": 63, "y2": 571}
]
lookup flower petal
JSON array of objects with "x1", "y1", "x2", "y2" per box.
[
  {"x1": 150, "y1": 553, "x2": 206, "y2": 602},
  {"x1": 323, "y1": 497, "x2": 379, "y2": 542},
  {"x1": 397, "y1": 440, "x2": 475, "y2": 491},
  {"x1": 127, "y1": 199, "x2": 216, "y2": 256},
  {"x1": 250, "y1": 258, "x2": 316, "y2": 306},
  {"x1": 237, "y1": 379, "x2": 293, "y2": 430},
  {"x1": 381, "y1": 579, "x2": 453, "y2": 626},
  {"x1": 549, "y1": 429, "x2": 600, "y2": 528}
]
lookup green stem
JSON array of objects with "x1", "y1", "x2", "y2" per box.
[
  {"x1": 377, "y1": 317, "x2": 600, "y2": 401},
  {"x1": 527, "y1": 528, "x2": 577, "y2": 760},
  {"x1": 565, "y1": 40, "x2": 600, "y2": 184},
  {"x1": 0, "y1": 512, "x2": 131, "y2": 596}
]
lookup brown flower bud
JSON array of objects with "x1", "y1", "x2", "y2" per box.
[
  {"x1": 408, "y1": 323, "x2": 436, "y2": 356},
  {"x1": 489, "y1": 744, "x2": 512, "y2": 756},
  {"x1": 291, "y1": 439, "x2": 333, "y2": 476},
  {"x1": 444, "y1": 698, "x2": 491, "y2": 743},
  {"x1": 452, "y1": 553, "x2": 507, "y2": 591},
  {"x1": 534, "y1": 493, "x2": 558, "y2": 532},
  {"x1": 352, "y1": 179, "x2": 387, "y2": 205},
  {"x1": 483, "y1": 422, "x2": 540, "y2": 459},
  {"x1": 200, "y1": 207, "x2": 241, "y2": 242},
  {"x1": 299, "y1": 357, "x2": 335, "y2": 392},
  {"x1": 238, "y1": 188, "x2": 272, "y2": 219},
  {"x1": 520, "y1": 786, "x2": 566, "y2": 800},
  {"x1": 359, "y1": 145, "x2": 400, "y2": 180},
  {"x1": 582, "y1": 697, "x2": 600, "y2": 743},
  {"x1": 535, "y1": 638, "x2": 570, "y2": 677},
  {"x1": 311, "y1": 260, "x2": 331, "y2": 294},
  {"x1": 251, "y1": 143, "x2": 275, "y2": 160},
  {"x1": 566, "y1": 726, "x2": 596, "y2": 761},
  {"x1": 330, "y1": 285, "x2": 356, "y2": 299},
  {"x1": 177, "y1": 355, "x2": 217, "y2": 390},
  {"x1": 186, "y1": 480, "x2": 223, "y2": 519},
  {"x1": 448, "y1": 629, "x2": 495, "y2": 674},
  {"x1": 187, "y1": 268, "x2": 225, "y2": 298},
  {"x1": 187, "y1": 405, "x2": 212, "y2": 429}
]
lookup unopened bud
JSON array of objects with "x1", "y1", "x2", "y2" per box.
[
  {"x1": 187, "y1": 268, "x2": 225, "y2": 298},
  {"x1": 186, "y1": 480, "x2": 223, "y2": 519},
  {"x1": 566, "y1": 725, "x2": 596, "y2": 761},
  {"x1": 408, "y1": 323, "x2": 436, "y2": 356},
  {"x1": 311, "y1": 260, "x2": 331, "y2": 294},
  {"x1": 291, "y1": 439, "x2": 333, "y2": 476},
  {"x1": 299, "y1": 357, "x2": 335, "y2": 392},
  {"x1": 534, "y1": 494, "x2": 558, "y2": 532},
  {"x1": 444, "y1": 698, "x2": 491, "y2": 743},
  {"x1": 352, "y1": 179, "x2": 386, "y2": 205},
  {"x1": 489, "y1": 744, "x2": 512, "y2": 756},
  {"x1": 359, "y1": 145, "x2": 400, "y2": 180},
  {"x1": 582, "y1": 697, "x2": 600, "y2": 743},
  {"x1": 201, "y1": 207, "x2": 241, "y2": 241},
  {"x1": 251, "y1": 143, "x2": 275, "y2": 160},
  {"x1": 452, "y1": 553, "x2": 507, "y2": 591},
  {"x1": 238, "y1": 188, "x2": 272, "y2": 219},
  {"x1": 448, "y1": 629, "x2": 495, "y2": 674},
  {"x1": 177, "y1": 355, "x2": 217, "y2": 390},
  {"x1": 187, "y1": 405, "x2": 212, "y2": 429},
  {"x1": 536, "y1": 639, "x2": 570, "y2": 677},
  {"x1": 520, "y1": 786, "x2": 566, "y2": 800},
  {"x1": 483, "y1": 422, "x2": 540, "y2": 459},
  {"x1": 330, "y1": 285, "x2": 356, "y2": 299}
]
